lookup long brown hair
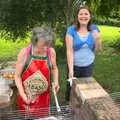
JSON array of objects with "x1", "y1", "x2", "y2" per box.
[{"x1": 72, "y1": 5, "x2": 93, "y2": 31}]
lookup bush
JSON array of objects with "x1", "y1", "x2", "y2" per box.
[{"x1": 109, "y1": 37, "x2": 120, "y2": 50}]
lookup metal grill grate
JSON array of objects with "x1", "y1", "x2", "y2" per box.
[
  {"x1": 0, "y1": 105, "x2": 73, "y2": 120},
  {"x1": 0, "y1": 93, "x2": 120, "y2": 120}
]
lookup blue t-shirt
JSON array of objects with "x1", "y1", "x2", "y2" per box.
[{"x1": 66, "y1": 24, "x2": 100, "y2": 67}]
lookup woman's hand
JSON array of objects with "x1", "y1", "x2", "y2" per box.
[
  {"x1": 92, "y1": 32, "x2": 103, "y2": 52},
  {"x1": 68, "y1": 70, "x2": 74, "y2": 79},
  {"x1": 53, "y1": 81, "x2": 60, "y2": 93},
  {"x1": 95, "y1": 41, "x2": 103, "y2": 52},
  {"x1": 22, "y1": 93, "x2": 31, "y2": 105}
]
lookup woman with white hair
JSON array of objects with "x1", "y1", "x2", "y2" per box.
[{"x1": 15, "y1": 26, "x2": 59, "y2": 118}]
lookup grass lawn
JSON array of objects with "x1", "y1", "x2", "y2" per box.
[
  {"x1": 94, "y1": 54, "x2": 120, "y2": 92},
  {"x1": 0, "y1": 25, "x2": 120, "y2": 104},
  {"x1": 0, "y1": 40, "x2": 29, "y2": 62},
  {"x1": 99, "y1": 25, "x2": 120, "y2": 48},
  {"x1": 94, "y1": 25, "x2": 120, "y2": 93}
]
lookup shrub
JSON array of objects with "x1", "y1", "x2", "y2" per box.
[{"x1": 109, "y1": 37, "x2": 120, "y2": 50}]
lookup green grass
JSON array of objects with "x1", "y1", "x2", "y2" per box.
[
  {"x1": 95, "y1": 25, "x2": 120, "y2": 93},
  {"x1": 94, "y1": 54, "x2": 120, "y2": 93},
  {"x1": 0, "y1": 40, "x2": 28, "y2": 62},
  {"x1": 99, "y1": 25, "x2": 120, "y2": 44},
  {"x1": 0, "y1": 25, "x2": 120, "y2": 103}
]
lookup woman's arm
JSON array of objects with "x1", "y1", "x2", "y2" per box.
[
  {"x1": 50, "y1": 48, "x2": 59, "y2": 92},
  {"x1": 14, "y1": 48, "x2": 30, "y2": 104},
  {"x1": 92, "y1": 32, "x2": 103, "y2": 51},
  {"x1": 65, "y1": 34, "x2": 74, "y2": 78},
  {"x1": 91, "y1": 24, "x2": 102, "y2": 51}
]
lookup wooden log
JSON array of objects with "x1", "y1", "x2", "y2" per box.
[{"x1": 70, "y1": 77, "x2": 120, "y2": 120}]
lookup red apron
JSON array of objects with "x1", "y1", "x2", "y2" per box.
[{"x1": 17, "y1": 47, "x2": 51, "y2": 118}]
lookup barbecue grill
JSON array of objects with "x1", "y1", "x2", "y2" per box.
[
  {"x1": 1, "y1": 92, "x2": 120, "y2": 120},
  {"x1": 0, "y1": 75, "x2": 72, "y2": 120},
  {"x1": 0, "y1": 105, "x2": 73, "y2": 120}
]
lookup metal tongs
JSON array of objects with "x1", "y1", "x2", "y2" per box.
[{"x1": 52, "y1": 82, "x2": 61, "y2": 112}]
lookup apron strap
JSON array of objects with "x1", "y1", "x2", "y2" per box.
[
  {"x1": 25, "y1": 44, "x2": 32, "y2": 64},
  {"x1": 47, "y1": 48, "x2": 52, "y2": 68}
]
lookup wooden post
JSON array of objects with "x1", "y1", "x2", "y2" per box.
[{"x1": 70, "y1": 77, "x2": 120, "y2": 120}]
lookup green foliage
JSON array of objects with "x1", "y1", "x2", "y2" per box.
[
  {"x1": 99, "y1": 25, "x2": 120, "y2": 50},
  {"x1": 99, "y1": 25, "x2": 120, "y2": 43},
  {"x1": 86, "y1": 0, "x2": 120, "y2": 26},
  {"x1": 109, "y1": 37, "x2": 120, "y2": 50},
  {"x1": 0, "y1": 0, "x2": 120, "y2": 40},
  {"x1": 0, "y1": 0, "x2": 64, "y2": 39},
  {"x1": 0, "y1": 40, "x2": 28, "y2": 62}
]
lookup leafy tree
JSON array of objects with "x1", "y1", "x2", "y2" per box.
[{"x1": 0, "y1": 0, "x2": 119, "y2": 40}]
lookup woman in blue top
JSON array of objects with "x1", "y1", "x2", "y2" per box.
[{"x1": 65, "y1": 5, "x2": 102, "y2": 101}]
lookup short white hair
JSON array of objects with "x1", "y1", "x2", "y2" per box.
[{"x1": 31, "y1": 26, "x2": 55, "y2": 46}]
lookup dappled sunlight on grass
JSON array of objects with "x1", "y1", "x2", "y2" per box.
[
  {"x1": 0, "y1": 40, "x2": 29, "y2": 62},
  {"x1": 99, "y1": 25, "x2": 120, "y2": 43}
]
